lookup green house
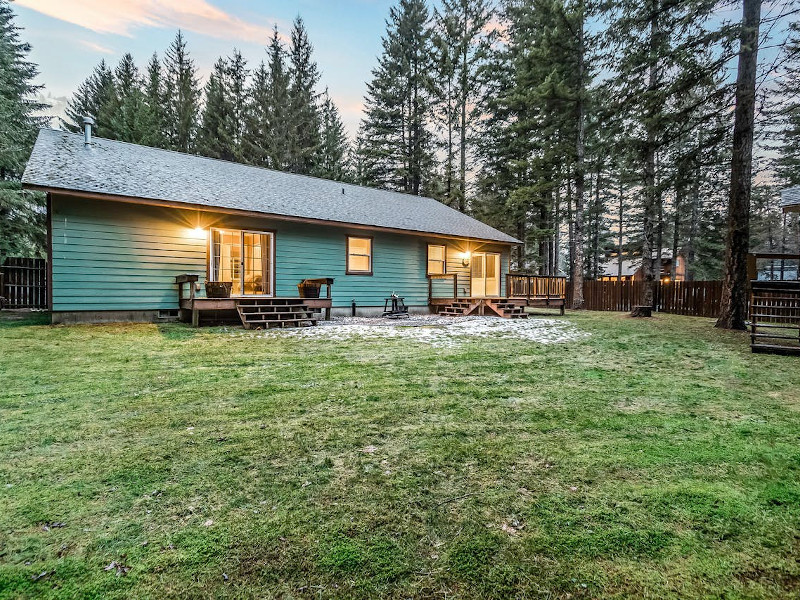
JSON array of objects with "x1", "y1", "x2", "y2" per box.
[{"x1": 22, "y1": 128, "x2": 536, "y2": 326}]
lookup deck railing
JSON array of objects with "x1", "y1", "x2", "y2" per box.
[
  {"x1": 428, "y1": 273, "x2": 460, "y2": 302},
  {"x1": 506, "y1": 274, "x2": 567, "y2": 299},
  {"x1": 747, "y1": 253, "x2": 800, "y2": 282}
]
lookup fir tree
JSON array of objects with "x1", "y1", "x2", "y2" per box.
[
  {"x1": 107, "y1": 53, "x2": 148, "y2": 143},
  {"x1": 359, "y1": 0, "x2": 436, "y2": 195},
  {"x1": 62, "y1": 60, "x2": 115, "y2": 137},
  {"x1": 773, "y1": 22, "x2": 800, "y2": 187},
  {"x1": 431, "y1": 0, "x2": 493, "y2": 210},
  {"x1": 286, "y1": 17, "x2": 321, "y2": 174},
  {"x1": 0, "y1": 0, "x2": 48, "y2": 257},
  {"x1": 140, "y1": 53, "x2": 166, "y2": 148},
  {"x1": 197, "y1": 57, "x2": 235, "y2": 160},
  {"x1": 243, "y1": 27, "x2": 292, "y2": 169},
  {"x1": 315, "y1": 89, "x2": 350, "y2": 181},
  {"x1": 196, "y1": 52, "x2": 248, "y2": 162},
  {"x1": 163, "y1": 30, "x2": 200, "y2": 152}
]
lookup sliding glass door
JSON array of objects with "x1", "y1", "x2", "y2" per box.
[
  {"x1": 210, "y1": 229, "x2": 273, "y2": 296},
  {"x1": 471, "y1": 252, "x2": 500, "y2": 297}
]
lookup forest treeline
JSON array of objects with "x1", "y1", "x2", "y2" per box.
[{"x1": 2, "y1": 0, "x2": 799, "y2": 298}]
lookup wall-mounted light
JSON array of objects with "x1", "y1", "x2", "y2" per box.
[
  {"x1": 461, "y1": 251, "x2": 471, "y2": 267},
  {"x1": 188, "y1": 226, "x2": 207, "y2": 240}
]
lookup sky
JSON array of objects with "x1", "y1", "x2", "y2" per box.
[{"x1": 12, "y1": 0, "x2": 404, "y2": 136}]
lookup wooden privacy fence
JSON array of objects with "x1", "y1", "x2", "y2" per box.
[
  {"x1": 567, "y1": 280, "x2": 724, "y2": 317},
  {"x1": 1, "y1": 257, "x2": 47, "y2": 309}
]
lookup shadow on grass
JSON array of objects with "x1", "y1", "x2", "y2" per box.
[{"x1": 0, "y1": 310, "x2": 50, "y2": 327}]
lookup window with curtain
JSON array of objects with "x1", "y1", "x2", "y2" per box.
[
  {"x1": 427, "y1": 244, "x2": 446, "y2": 275},
  {"x1": 346, "y1": 236, "x2": 372, "y2": 274}
]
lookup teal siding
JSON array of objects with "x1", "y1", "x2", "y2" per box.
[{"x1": 51, "y1": 195, "x2": 511, "y2": 312}]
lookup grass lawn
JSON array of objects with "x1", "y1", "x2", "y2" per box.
[{"x1": 1, "y1": 311, "x2": 799, "y2": 599}]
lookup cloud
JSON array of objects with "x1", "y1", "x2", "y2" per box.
[
  {"x1": 79, "y1": 40, "x2": 114, "y2": 54},
  {"x1": 16, "y1": 0, "x2": 275, "y2": 44}
]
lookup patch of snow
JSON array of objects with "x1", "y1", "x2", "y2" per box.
[{"x1": 239, "y1": 315, "x2": 587, "y2": 348}]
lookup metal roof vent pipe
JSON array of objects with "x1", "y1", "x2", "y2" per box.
[{"x1": 83, "y1": 116, "x2": 95, "y2": 147}]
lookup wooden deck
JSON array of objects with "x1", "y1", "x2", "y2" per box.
[
  {"x1": 176, "y1": 274, "x2": 332, "y2": 327},
  {"x1": 429, "y1": 273, "x2": 567, "y2": 316}
]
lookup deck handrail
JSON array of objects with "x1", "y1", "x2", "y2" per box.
[
  {"x1": 748, "y1": 253, "x2": 800, "y2": 282},
  {"x1": 506, "y1": 273, "x2": 567, "y2": 299},
  {"x1": 427, "y1": 273, "x2": 458, "y2": 302}
]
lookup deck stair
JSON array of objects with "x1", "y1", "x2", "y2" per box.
[
  {"x1": 235, "y1": 298, "x2": 317, "y2": 330},
  {"x1": 485, "y1": 298, "x2": 528, "y2": 319},
  {"x1": 439, "y1": 298, "x2": 528, "y2": 319},
  {"x1": 439, "y1": 299, "x2": 481, "y2": 317},
  {"x1": 749, "y1": 281, "x2": 800, "y2": 355}
]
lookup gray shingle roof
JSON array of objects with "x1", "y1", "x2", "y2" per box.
[
  {"x1": 781, "y1": 186, "x2": 800, "y2": 210},
  {"x1": 22, "y1": 129, "x2": 520, "y2": 244}
]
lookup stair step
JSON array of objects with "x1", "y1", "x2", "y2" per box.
[
  {"x1": 750, "y1": 322, "x2": 800, "y2": 329},
  {"x1": 752, "y1": 343, "x2": 800, "y2": 355},
  {"x1": 750, "y1": 332, "x2": 800, "y2": 341}
]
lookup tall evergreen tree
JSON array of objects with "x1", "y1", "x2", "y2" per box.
[
  {"x1": 0, "y1": 0, "x2": 48, "y2": 257},
  {"x1": 716, "y1": 0, "x2": 762, "y2": 330},
  {"x1": 197, "y1": 52, "x2": 248, "y2": 162},
  {"x1": 602, "y1": 0, "x2": 728, "y2": 314},
  {"x1": 772, "y1": 22, "x2": 800, "y2": 187},
  {"x1": 243, "y1": 27, "x2": 292, "y2": 170},
  {"x1": 197, "y1": 57, "x2": 235, "y2": 160},
  {"x1": 360, "y1": 0, "x2": 436, "y2": 195},
  {"x1": 286, "y1": 17, "x2": 322, "y2": 174},
  {"x1": 316, "y1": 89, "x2": 350, "y2": 181},
  {"x1": 140, "y1": 52, "x2": 166, "y2": 148},
  {"x1": 163, "y1": 30, "x2": 200, "y2": 152},
  {"x1": 431, "y1": 0, "x2": 493, "y2": 210},
  {"x1": 107, "y1": 53, "x2": 148, "y2": 143},
  {"x1": 62, "y1": 60, "x2": 115, "y2": 137}
]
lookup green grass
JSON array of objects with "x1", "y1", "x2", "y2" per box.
[{"x1": 1, "y1": 311, "x2": 799, "y2": 599}]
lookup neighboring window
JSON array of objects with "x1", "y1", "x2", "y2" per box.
[
  {"x1": 427, "y1": 244, "x2": 446, "y2": 275},
  {"x1": 347, "y1": 236, "x2": 373, "y2": 275}
]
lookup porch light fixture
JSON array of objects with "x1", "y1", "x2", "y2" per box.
[
  {"x1": 188, "y1": 226, "x2": 206, "y2": 240},
  {"x1": 461, "y1": 251, "x2": 471, "y2": 267}
]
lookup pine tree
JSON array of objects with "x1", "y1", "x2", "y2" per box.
[
  {"x1": 140, "y1": 53, "x2": 166, "y2": 148},
  {"x1": 602, "y1": 0, "x2": 729, "y2": 314},
  {"x1": 0, "y1": 0, "x2": 48, "y2": 257},
  {"x1": 286, "y1": 17, "x2": 321, "y2": 174},
  {"x1": 315, "y1": 89, "x2": 350, "y2": 181},
  {"x1": 716, "y1": 0, "x2": 762, "y2": 330},
  {"x1": 773, "y1": 23, "x2": 800, "y2": 187},
  {"x1": 107, "y1": 53, "x2": 148, "y2": 143},
  {"x1": 62, "y1": 60, "x2": 115, "y2": 137},
  {"x1": 163, "y1": 30, "x2": 200, "y2": 152},
  {"x1": 196, "y1": 51, "x2": 248, "y2": 162},
  {"x1": 431, "y1": 0, "x2": 493, "y2": 210},
  {"x1": 243, "y1": 27, "x2": 291, "y2": 169},
  {"x1": 359, "y1": 0, "x2": 436, "y2": 194},
  {"x1": 197, "y1": 57, "x2": 235, "y2": 160}
]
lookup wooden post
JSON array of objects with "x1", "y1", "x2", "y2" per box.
[
  {"x1": 428, "y1": 277, "x2": 433, "y2": 304},
  {"x1": 453, "y1": 273, "x2": 458, "y2": 300}
]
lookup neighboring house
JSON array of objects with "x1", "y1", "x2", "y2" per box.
[
  {"x1": 596, "y1": 252, "x2": 686, "y2": 282},
  {"x1": 781, "y1": 186, "x2": 800, "y2": 212},
  {"x1": 22, "y1": 128, "x2": 524, "y2": 325}
]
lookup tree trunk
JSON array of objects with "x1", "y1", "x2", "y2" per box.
[
  {"x1": 672, "y1": 183, "x2": 682, "y2": 280},
  {"x1": 716, "y1": 0, "x2": 761, "y2": 330},
  {"x1": 686, "y1": 162, "x2": 700, "y2": 281},
  {"x1": 570, "y1": 5, "x2": 586, "y2": 309},
  {"x1": 618, "y1": 169, "x2": 624, "y2": 280},
  {"x1": 633, "y1": 0, "x2": 659, "y2": 316},
  {"x1": 554, "y1": 174, "x2": 561, "y2": 276}
]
